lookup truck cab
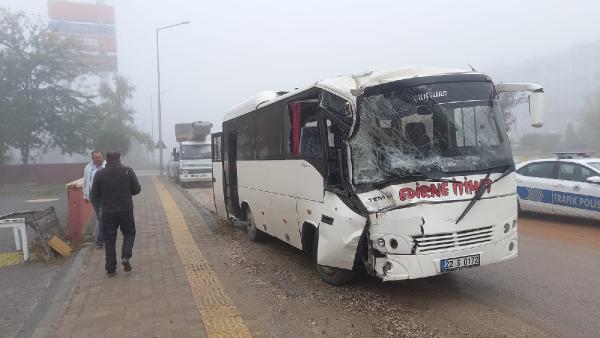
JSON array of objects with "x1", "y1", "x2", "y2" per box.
[
  {"x1": 172, "y1": 141, "x2": 212, "y2": 185},
  {"x1": 169, "y1": 121, "x2": 213, "y2": 186}
]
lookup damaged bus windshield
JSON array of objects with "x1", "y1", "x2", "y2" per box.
[{"x1": 351, "y1": 80, "x2": 512, "y2": 187}]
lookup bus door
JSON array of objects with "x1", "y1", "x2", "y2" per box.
[
  {"x1": 211, "y1": 132, "x2": 228, "y2": 218},
  {"x1": 225, "y1": 131, "x2": 240, "y2": 217}
]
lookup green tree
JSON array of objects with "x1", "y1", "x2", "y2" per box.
[
  {"x1": 92, "y1": 75, "x2": 153, "y2": 155},
  {"x1": 0, "y1": 9, "x2": 94, "y2": 167}
]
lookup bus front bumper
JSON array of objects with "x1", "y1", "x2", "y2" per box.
[{"x1": 374, "y1": 233, "x2": 518, "y2": 281}]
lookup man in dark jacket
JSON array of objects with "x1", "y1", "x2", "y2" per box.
[{"x1": 90, "y1": 151, "x2": 141, "y2": 277}]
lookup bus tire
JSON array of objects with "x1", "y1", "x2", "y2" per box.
[
  {"x1": 313, "y1": 229, "x2": 353, "y2": 286},
  {"x1": 246, "y1": 208, "x2": 265, "y2": 242}
]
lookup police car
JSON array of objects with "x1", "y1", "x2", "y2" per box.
[{"x1": 516, "y1": 152, "x2": 600, "y2": 220}]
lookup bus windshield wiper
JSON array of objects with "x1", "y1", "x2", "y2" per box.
[
  {"x1": 374, "y1": 173, "x2": 461, "y2": 190},
  {"x1": 455, "y1": 169, "x2": 493, "y2": 224},
  {"x1": 492, "y1": 164, "x2": 514, "y2": 184}
]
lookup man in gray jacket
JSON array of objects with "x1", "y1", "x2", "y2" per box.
[{"x1": 90, "y1": 151, "x2": 141, "y2": 277}]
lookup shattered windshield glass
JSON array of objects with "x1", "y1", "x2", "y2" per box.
[
  {"x1": 350, "y1": 81, "x2": 513, "y2": 187},
  {"x1": 181, "y1": 144, "x2": 211, "y2": 160}
]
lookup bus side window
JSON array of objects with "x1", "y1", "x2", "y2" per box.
[
  {"x1": 288, "y1": 100, "x2": 322, "y2": 157},
  {"x1": 256, "y1": 104, "x2": 283, "y2": 159}
]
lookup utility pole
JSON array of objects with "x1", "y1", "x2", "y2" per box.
[{"x1": 156, "y1": 20, "x2": 190, "y2": 176}]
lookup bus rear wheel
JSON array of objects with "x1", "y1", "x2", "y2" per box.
[
  {"x1": 313, "y1": 230, "x2": 353, "y2": 286},
  {"x1": 246, "y1": 208, "x2": 265, "y2": 242}
]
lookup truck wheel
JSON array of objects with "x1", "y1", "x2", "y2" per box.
[
  {"x1": 246, "y1": 208, "x2": 265, "y2": 242},
  {"x1": 313, "y1": 229, "x2": 353, "y2": 286}
]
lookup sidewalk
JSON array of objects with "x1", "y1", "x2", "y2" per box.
[{"x1": 47, "y1": 176, "x2": 246, "y2": 338}]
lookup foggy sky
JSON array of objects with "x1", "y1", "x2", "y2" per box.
[{"x1": 2, "y1": 0, "x2": 600, "y2": 150}]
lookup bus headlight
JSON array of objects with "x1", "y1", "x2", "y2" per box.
[
  {"x1": 383, "y1": 261, "x2": 392, "y2": 275},
  {"x1": 376, "y1": 238, "x2": 385, "y2": 248}
]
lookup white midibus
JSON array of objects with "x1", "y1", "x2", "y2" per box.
[{"x1": 211, "y1": 68, "x2": 544, "y2": 285}]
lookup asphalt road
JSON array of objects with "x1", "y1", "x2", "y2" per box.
[
  {"x1": 345, "y1": 212, "x2": 600, "y2": 338},
  {"x1": 432, "y1": 217, "x2": 600, "y2": 338},
  {"x1": 186, "y1": 185, "x2": 599, "y2": 337},
  {"x1": 0, "y1": 185, "x2": 71, "y2": 338}
]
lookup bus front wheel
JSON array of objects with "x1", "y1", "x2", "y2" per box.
[
  {"x1": 246, "y1": 208, "x2": 265, "y2": 242},
  {"x1": 313, "y1": 230, "x2": 353, "y2": 286}
]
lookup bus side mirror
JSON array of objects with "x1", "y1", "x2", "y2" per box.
[
  {"x1": 495, "y1": 83, "x2": 545, "y2": 128},
  {"x1": 528, "y1": 91, "x2": 544, "y2": 128}
]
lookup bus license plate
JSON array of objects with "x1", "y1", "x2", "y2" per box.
[{"x1": 441, "y1": 254, "x2": 480, "y2": 272}]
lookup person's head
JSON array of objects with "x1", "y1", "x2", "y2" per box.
[
  {"x1": 105, "y1": 151, "x2": 121, "y2": 165},
  {"x1": 91, "y1": 150, "x2": 103, "y2": 166}
]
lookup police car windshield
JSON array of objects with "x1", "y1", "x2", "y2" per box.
[
  {"x1": 180, "y1": 144, "x2": 211, "y2": 160},
  {"x1": 351, "y1": 81, "x2": 513, "y2": 187}
]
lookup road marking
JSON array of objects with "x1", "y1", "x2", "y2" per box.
[
  {"x1": 25, "y1": 198, "x2": 59, "y2": 203},
  {"x1": 153, "y1": 178, "x2": 252, "y2": 338},
  {"x1": 0, "y1": 252, "x2": 23, "y2": 268}
]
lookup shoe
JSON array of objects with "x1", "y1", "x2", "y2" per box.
[
  {"x1": 107, "y1": 271, "x2": 116, "y2": 277},
  {"x1": 122, "y1": 258, "x2": 132, "y2": 272}
]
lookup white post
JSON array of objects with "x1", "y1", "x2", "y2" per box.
[
  {"x1": 0, "y1": 218, "x2": 28, "y2": 262},
  {"x1": 13, "y1": 226, "x2": 21, "y2": 250},
  {"x1": 19, "y1": 223, "x2": 29, "y2": 262}
]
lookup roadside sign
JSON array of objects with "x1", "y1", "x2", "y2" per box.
[{"x1": 156, "y1": 140, "x2": 167, "y2": 149}]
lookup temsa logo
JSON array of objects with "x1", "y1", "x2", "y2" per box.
[
  {"x1": 368, "y1": 192, "x2": 393, "y2": 202},
  {"x1": 399, "y1": 178, "x2": 493, "y2": 201}
]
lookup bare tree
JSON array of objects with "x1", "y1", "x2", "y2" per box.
[
  {"x1": 91, "y1": 75, "x2": 153, "y2": 155},
  {"x1": 497, "y1": 92, "x2": 528, "y2": 132}
]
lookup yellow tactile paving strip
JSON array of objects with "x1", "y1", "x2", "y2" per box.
[
  {"x1": 153, "y1": 178, "x2": 253, "y2": 338},
  {"x1": 0, "y1": 252, "x2": 23, "y2": 268}
]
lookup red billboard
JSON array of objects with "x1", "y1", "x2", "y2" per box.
[{"x1": 47, "y1": 1, "x2": 115, "y2": 25}]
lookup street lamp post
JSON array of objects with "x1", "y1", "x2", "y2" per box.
[{"x1": 156, "y1": 21, "x2": 190, "y2": 176}]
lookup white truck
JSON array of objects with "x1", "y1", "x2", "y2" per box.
[{"x1": 168, "y1": 121, "x2": 213, "y2": 186}]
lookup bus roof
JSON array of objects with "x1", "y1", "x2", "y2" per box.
[{"x1": 223, "y1": 67, "x2": 475, "y2": 122}]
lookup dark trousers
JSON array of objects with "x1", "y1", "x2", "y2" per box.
[{"x1": 102, "y1": 211, "x2": 136, "y2": 272}]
